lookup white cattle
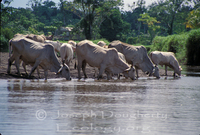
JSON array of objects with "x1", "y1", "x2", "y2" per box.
[
  {"x1": 108, "y1": 40, "x2": 160, "y2": 78},
  {"x1": 60, "y1": 43, "x2": 74, "y2": 67},
  {"x1": 97, "y1": 41, "x2": 106, "y2": 47},
  {"x1": 44, "y1": 40, "x2": 62, "y2": 53},
  {"x1": 76, "y1": 40, "x2": 136, "y2": 80},
  {"x1": 150, "y1": 51, "x2": 182, "y2": 76},
  {"x1": 7, "y1": 36, "x2": 71, "y2": 80}
]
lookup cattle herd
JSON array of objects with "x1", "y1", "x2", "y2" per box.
[{"x1": 7, "y1": 34, "x2": 182, "y2": 80}]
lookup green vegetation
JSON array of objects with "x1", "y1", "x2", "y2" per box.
[
  {"x1": 186, "y1": 29, "x2": 200, "y2": 65},
  {"x1": 1, "y1": 0, "x2": 200, "y2": 65}
]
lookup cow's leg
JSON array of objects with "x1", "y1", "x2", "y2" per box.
[
  {"x1": 29, "y1": 60, "x2": 40, "y2": 78},
  {"x1": 98, "y1": 64, "x2": 106, "y2": 80},
  {"x1": 132, "y1": 61, "x2": 139, "y2": 78},
  {"x1": 173, "y1": 72, "x2": 176, "y2": 77},
  {"x1": 44, "y1": 70, "x2": 48, "y2": 80},
  {"x1": 106, "y1": 72, "x2": 111, "y2": 80},
  {"x1": 37, "y1": 67, "x2": 40, "y2": 78},
  {"x1": 7, "y1": 56, "x2": 15, "y2": 74},
  {"x1": 77, "y1": 59, "x2": 82, "y2": 79},
  {"x1": 82, "y1": 60, "x2": 87, "y2": 78},
  {"x1": 14, "y1": 57, "x2": 21, "y2": 76},
  {"x1": 136, "y1": 67, "x2": 139, "y2": 78},
  {"x1": 165, "y1": 65, "x2": 168, "y2": 76},
  {"x1": 22, "y1": 62, "x2": 28, "y2": 75}
]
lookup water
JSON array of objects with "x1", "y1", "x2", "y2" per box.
[{"x1": 0, "y1": 75, "x2": 200, "y2": 135}]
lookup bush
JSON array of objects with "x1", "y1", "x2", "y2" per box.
[
  {"x1": 186, "y1": 29, "x2": 200, "y2": 65},
  {"x1": 0, "y1": 28, "x2": 14, "y2": 52},
  {"x1": 0, "y1": 35, "x2": 9, "y2": 52},
  {"x1": 126, "y1": 37, "x2": 137, "y2": 44}
]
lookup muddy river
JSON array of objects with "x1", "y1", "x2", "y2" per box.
[{"x1": 0, "y1": 71, "x2": 200, "y2": 134}]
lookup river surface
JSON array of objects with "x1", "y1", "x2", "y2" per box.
[{"x1": 0, "y1": 74, "x2": 200, "y2": 135}]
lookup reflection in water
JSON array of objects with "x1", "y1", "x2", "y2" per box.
[{"x1": 0, "y1": 76, "x2": 200, "y2": 135}]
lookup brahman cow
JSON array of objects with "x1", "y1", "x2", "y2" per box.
[
  {"x1": 26, "y1": 34, "x2": 46, "y2": 43},
  {"x1": 14, "y1": 33, "x2": 46, "y2": 43},
  {"x1": 108, "y1": 40, "x2": 160, "y2": 78},
  {"x1": 7, "y1": 36, "x2": 71, "y2": 80},
  {"x1": 44, "y1": 40, "x2": 62, "y2": 53},
  {"x1": 60, "y1": 43, "x2": 74, "y2": 67},
  {"x1": 76, "y1": 40, "x2": 136, "y2": 80},
  {"x1": 150, "y1": 51, "x2": 182, "y2": 77},
  {"x1": 97, "y1": 41, "x2": 106, "y2": 47}
]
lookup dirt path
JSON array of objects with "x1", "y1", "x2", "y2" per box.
[{"x1": 0, "y1": 52, "x2": 171, "y2": 80}]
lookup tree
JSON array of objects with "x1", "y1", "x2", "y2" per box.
[
  {"x1": 100, "y1": 9, "x2": 130, "y2": 41},
  {"x1": 138, "y1": 13, "x2": 160, "y2": 43},
  {"x1": 72, "y1": 0, "x2": 123, "y2": 39},
  {"x1": 185, "y1": 7, "x2": 200, "y2": 29},
  {"x1": 148, "y1": 0, "x2": 194, "y2": 35}
]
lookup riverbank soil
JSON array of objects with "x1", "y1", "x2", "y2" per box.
[{"x1": 0, "y1": 52, "x2": 173, "y2": 80}]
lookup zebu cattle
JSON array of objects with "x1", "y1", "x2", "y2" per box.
[
  {"x1": 150, "y1": 51, "x2": 182, "y2": 76},
  {"x1": 76, "y1": 40, "x2": 135, "y2": 80},
  {"x1": 7, "y1": 36, "x2": 71, "y2": 80},
  {"x1": 108, "y1": 40, "x2": 160, "y2": 78}
]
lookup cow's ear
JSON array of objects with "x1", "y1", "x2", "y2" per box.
[
  {"x1": 57, "y1": 69, "x2": 61, "y2": 74},
  {"x1": 124, "y1": 67, "x2": 131, "y2": 72},
  {"x1": 57, "y1": 66, "x2": 63, "y2": 74},
  {"x1": 179, "y1": 66, "x2": 182, "y2": 71}
]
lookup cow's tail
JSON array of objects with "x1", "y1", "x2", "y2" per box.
[
  {"x1": 9, "y1": 39, "x2": 12, "y2": 58},
  {"x1": 74, "y1": 52, "x2": 77, "y2": 69}
]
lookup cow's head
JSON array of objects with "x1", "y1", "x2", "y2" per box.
[
  {"x1": 176, "y1": 66, "x2": 182, "y2": 76},
  {"x1": 123, "y1": 66, "x2": 136, "y2": 80},
  {"x1": 152, "y1": 65, "x2": 160, "y2": 78},
  {"x1": 57, "y1": 63, "x2": 71, "y2": 80}
]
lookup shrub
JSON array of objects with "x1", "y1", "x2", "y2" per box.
[
  {"x1": 126, "y1": 37, "x2": 137, "y2": 44},
  {"x1": 186, "y1": 29, "x2": 200, "y2": 65},
  {"x1": 0, "y1": 35, "x2": 8, "y2": 52},
  {"x1": 0, "y1": 28, "x2": 14, "y2": 52}
]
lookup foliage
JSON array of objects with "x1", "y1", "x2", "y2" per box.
[
  {"x1": 72, "y1": 0, "x2": 123, "y2": 39},
  {"x1": 138, "y1": 13, "x2": 160, "y2": 43},
  {"x1": 0, "y1": 28, "x2": 14, "y2": 52},
  {"x1": 186, "y1": 28, "x2": 200, "y2": 65},
  {"x1": 100, "y1": 9, "x2": 131, "y2": 42},
  {"x1": 0, "y1": 35, "x2": 9, "y2": 52},
  {"x1": 0, "y1": 0, "x2": 199, "y2": 54},
  {"x1": 126, "y1": 37, "x2": 137, "y2": 44},
  {"x1": 185, "y1": 7, "x2": 200, "y2": 29},
  {"x1": 147, "y1": 0, "x2": 192, "y2": 35}
]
